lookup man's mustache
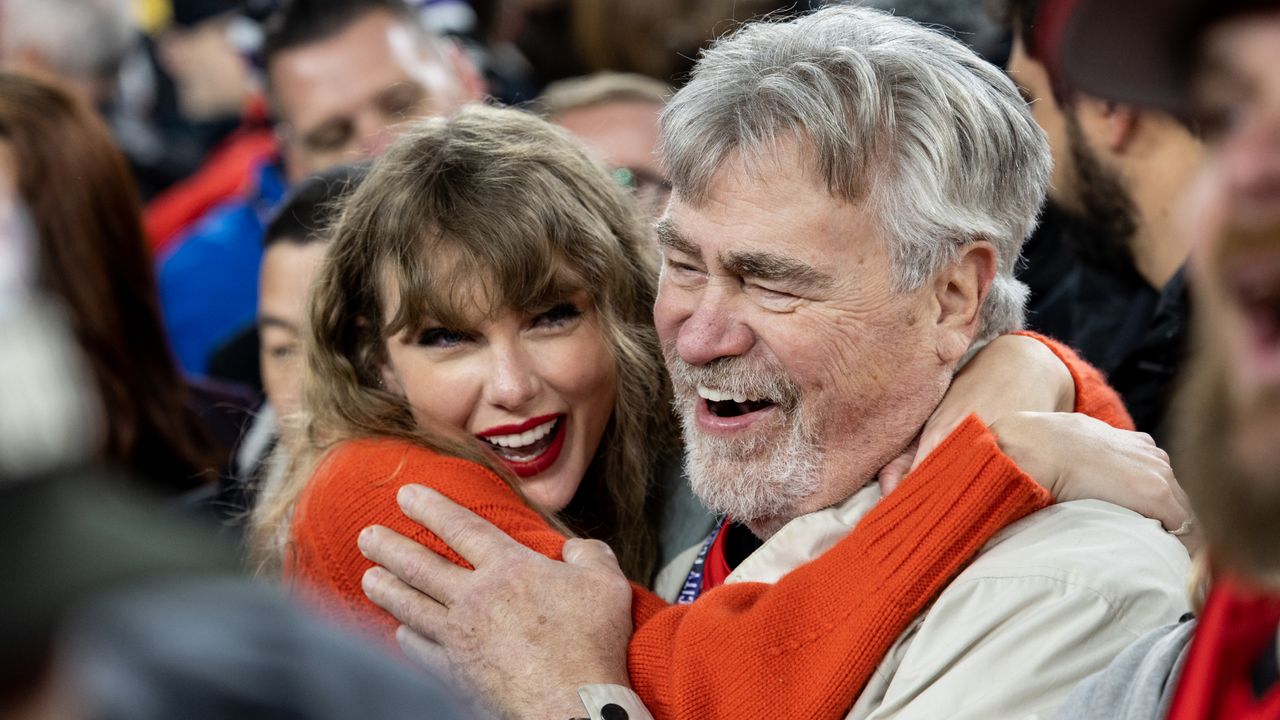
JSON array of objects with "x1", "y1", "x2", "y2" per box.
[{"x1": 662, "y1": 344, "x2": 803, "y2": 414}]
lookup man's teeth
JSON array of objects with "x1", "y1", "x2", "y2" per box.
[
  {"x1": 484, "y1": 418, "x2": 557, "y2": 448},
  {"x1": 697, "y1": 384, "x2": 761, "y2": 404}
]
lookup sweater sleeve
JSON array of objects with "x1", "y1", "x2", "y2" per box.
[
  {"x1": 626, "y1": 415, "x2": 1052, "y2": 720},
  {"x1": 1013, "y1": 331, "x2": 1135, "y2": 431},
  {"x1": 286, "y1": 438, "x2": 668, "y2": 648},
  {"x1": 286, "y1": 439, "x2": 673, "y2": 644}
]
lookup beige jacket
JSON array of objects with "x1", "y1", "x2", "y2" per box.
[{"x1": 581, "y1": 484, "x2": 1190, "y2": 719}]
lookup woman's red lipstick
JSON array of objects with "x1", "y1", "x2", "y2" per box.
[
  {"x1": 476, "y1": 413, "x2": 562, "y2": 437},
  {"x1": 476, "y1": 413, "x2": 567, "y2": 478}
]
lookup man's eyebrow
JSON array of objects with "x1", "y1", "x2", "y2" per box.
[
  {"x1": 655, "y1": 219, "x2": 700, "y2": 258},
  {"x1": 723, "y1": 249, "x2": 835, "y2": 291}
]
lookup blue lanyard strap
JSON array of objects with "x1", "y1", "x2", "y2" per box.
[{"x1": 675, "y1": 517, "x2": 728, "y2": 605}]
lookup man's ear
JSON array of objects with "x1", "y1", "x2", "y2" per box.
[
  {"x1": 1076, "y1": 96, "x2": 1139, "y2": 154},
  {"x1": 930, "y1": 241, "x2": 997, "y2": 364},
  {"x1": 1100, "y1": 101, "x2": 1139, "y2": 153}
]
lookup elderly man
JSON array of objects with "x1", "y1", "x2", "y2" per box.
[
  {"x1": 1049, "y1": 1, "x2": 1280, "y2": 717},
  {"x1": 358, "y1": 7, "x2": 1188, "y2": 719}
]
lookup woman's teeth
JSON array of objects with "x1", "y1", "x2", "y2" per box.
[{"x1": 482, "y1": 418, "x2": 558, "y2": 449}]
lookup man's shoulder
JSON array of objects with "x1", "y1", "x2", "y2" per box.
[
  {"x1": 958, "y1": 499, "x2": 1189, "y2": 594},
  {"x1": 847, "y1": 501, "x2": 1190, "y2": 719},
  {"x1": 162, "y1": 198, "x2": 262, "y2": 261},
  {"x1": 935, "y1": 498, "x2": 1191, "y2": 644}
]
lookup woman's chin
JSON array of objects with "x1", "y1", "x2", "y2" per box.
[{"x1": 518, "y1": 471, "x2": 581, "y2": 515}]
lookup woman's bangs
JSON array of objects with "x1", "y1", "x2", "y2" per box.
[{"x1": 385, "y1": 232, "x2": 592, "y2": 336}]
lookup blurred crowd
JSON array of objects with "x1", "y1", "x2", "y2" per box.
[{"x1": 2, "y1": 0, "x2": 1280, "y2": 718}]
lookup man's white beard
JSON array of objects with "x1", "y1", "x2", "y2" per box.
[
  {"x1": 666, "y1": 346, "x2": 823, "y2": 533},
  {"x1": 679, "y1": 404, "x2": 822, "y2": 534}
]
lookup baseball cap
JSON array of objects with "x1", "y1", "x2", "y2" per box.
[{"x1": 1062, "y1": 0, "x2": 1280, "y2": 114}]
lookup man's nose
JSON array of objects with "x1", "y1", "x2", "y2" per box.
[{"x1": 675, "y1": 283, "x2": 755, "y2": 367}]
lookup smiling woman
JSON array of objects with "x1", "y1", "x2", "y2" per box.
[{"x1": 250, "y1": 104, "x2": 675, "y2": 584}]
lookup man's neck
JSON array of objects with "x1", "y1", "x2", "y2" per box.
[
  {"x1": 1129, "y1": 212, "x2": 1188, "y2": 290},
  {"x1": 1127, "y1": 128, "x2": 1201, "y2": 289}
]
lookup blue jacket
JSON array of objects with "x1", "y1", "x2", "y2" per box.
[{"x1": 158, "y1": 160, "x2": 287, "y2": 374}]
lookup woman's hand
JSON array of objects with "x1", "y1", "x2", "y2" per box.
[
  {"x1": 990, "y1": 411, "x2": 1200, "y2": 553},
  {"x1": 878, "y1": 334, "x2": 1074, "y2": 492}
]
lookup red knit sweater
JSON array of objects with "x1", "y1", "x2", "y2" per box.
[{"x1": 287, "y1": 335, "x2": 1132, "y2": 719}]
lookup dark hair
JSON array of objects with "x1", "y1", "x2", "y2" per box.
[
  {"x1": 0, "y1": 72, "x2": 220, "y2": 489},
  {"x1": 261, "y1": 0, "x2": 417, "y2": 71},
  {"x1": 264, "y1": 164, "x2": 368, "y2": 249},
  {"x1": 989, "y1": 0, "x2": 1080, "y2": 102},
  {"x1": 860, "y1": 0, "x2": 1011, "y2": 66},
  {"x1": 989, "y1": 0, "x2": 1038, "y2": 51}
]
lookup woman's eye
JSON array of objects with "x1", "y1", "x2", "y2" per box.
[
  {"x1": 415, "y1": 328, "x2": 470, "y2": 348},
  {"x1": 533, "y1": 302, "x2": 584, "y2": 328}
]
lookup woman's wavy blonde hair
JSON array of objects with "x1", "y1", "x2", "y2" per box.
[{"x1": 250, "y1": 105, "x2": 676, "y2": 582}]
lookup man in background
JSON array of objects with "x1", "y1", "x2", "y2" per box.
[
  {"x1": 997, "y1": 0, "x2": 1204, "y2": 444},
  {"x1": 537, "y1": 72, "x2": 671, "y2": 221},
  {"x1": 1055, "y1": 1, "x2": 1280, "y2": 716},
  {"x1": 159, "y1": 0, "x2": 485, "y2": 376},
  {"x1": 209, "y1": 165, "x2": 368, "y2": 526}
]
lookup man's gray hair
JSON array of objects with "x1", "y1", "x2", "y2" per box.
[
  {"x1": 2, "y1": 0, "x2": 136, "y2": 82},
  {"x1": 660, "y1": 5, "x2": 1051, "y2": 341}
]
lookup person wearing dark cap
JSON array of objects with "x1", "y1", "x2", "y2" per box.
[
  {"x1": 1053, "y1": 1, "x2": 1280, "y2": 718},
  {"x1": 994, "y1": 0, "x2": 1204, "y2": 447}
]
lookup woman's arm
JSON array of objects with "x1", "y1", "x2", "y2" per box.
[{"x1": 879, "y1": 332, "x2": 1134, "y2": 492}]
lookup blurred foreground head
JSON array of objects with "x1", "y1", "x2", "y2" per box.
[
  {"x1": 0, "y1": 72, "x2": 219, "y2": 490},
  {"x1": 1067, "y1": 0, "x2": 1280, "y2": 580},
  {"x1": 0, "y1": 0, "x2": 136, "y2": 107}
]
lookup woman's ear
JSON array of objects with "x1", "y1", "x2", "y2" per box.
[
  {"x1": 930, "y1": 241, "x2": 997, "y2": 364},
  {"x1": 379, "y1": 363, "x2": 403, "y2": 395}
]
